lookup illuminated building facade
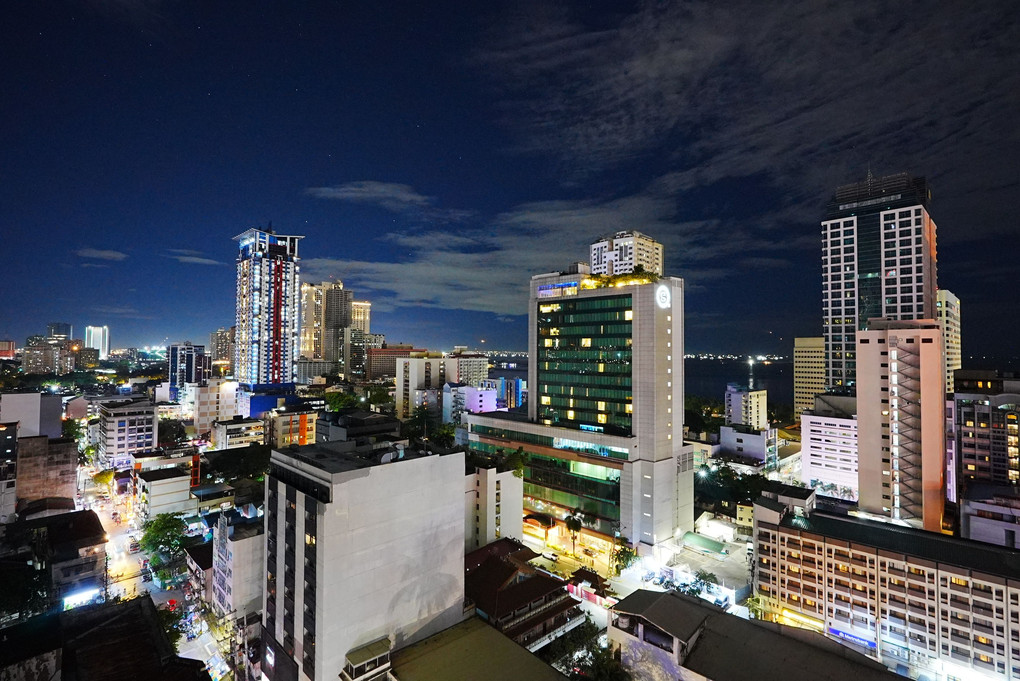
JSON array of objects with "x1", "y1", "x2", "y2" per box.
[
  {"x1": 589, "y1": 230, "x2": 664, "y2": 276},
  {"x1": 946, "y1": 370, "x2": 1020, "y2": 488},
  {"x1": 754, "y1": 497, "x2": 1020, "y2": 681},
  {"x1": 234, "y1": 228, "x2": 302, "y2": 390},
  {"x1": 822, "y1": 172, "x2": 938, "y2": 390},
  {"x1": 467, "y1": 264, "x2": 692, "y2": 555},
  {"x1": 857, "y1": 319, "x2": 946, "y2": 532},
  {"x1": 794, "y1": 336, "x2": 825, "y2": 419},
  {"x1": 937, "y1": 289, "x2": 962, "y2": 392},
  {"x1": 84, "y1": 325, "x2": 110, "y2": 360}
]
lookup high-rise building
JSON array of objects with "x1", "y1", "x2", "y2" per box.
[
  {"x1": 793, "y1": 337, "x2": 825, "y2": 419},
  {"x1": 299, "y1": 282, "x2": 325, "y2": 359},
  {"x1": 590, "y1": 230, "x2": 664, "y2": 276},
  {"x1": 395, "y1": 353, "x2": 487, "y2": 419},
  {"x1": 350, "y1": 300, "x2": 371, "y2": 333},
  {"x1": 937, "y1": 289, "x2": 962, "y2": 392},
  {"x1": 341, "y1": 329, "x2": 383, "y2": 381},
  {"x1": 299, "y1": 281, "x2": 353, "y2": 364},
  {"x1": 84, "y1": 325, "x2": 110, "y2": 360},
  {"x1": 946, "y1": 370, "x2": 1020, "y2": 488},
  {"x1": 466, "y1": 263, "x2": 691, "y2": 556},
  {"x1": 167, "y1": 342, "x2": 209, "y2": 389},
  {"x1": 97, "y1": 399, "x2": 158, "y2": 470},
  {"x1": 857, "y1": 319, "x2": 945, "y2": 531},
  {"x1": 46, "y1": 322, "x2": 72, "y2": 340},
  {"x1": 210, "y1": 326, "x2": 235, "y2": 377},
  {"x1": 822, "y1": 172, "x2": 938, "y2": 389},
  {"x1": 234, "y1": 228, "x2": 302, "y2": 390},
  {"x1": 262, "y1": 443, "x2": 465, "y2": 681},
  {"x1": 724, "y1": 383, "x2": 769, "y2": 431}
]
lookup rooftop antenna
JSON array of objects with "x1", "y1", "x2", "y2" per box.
[{"x1": 866, "y1": 163, "x2": 874, "y2": 188}]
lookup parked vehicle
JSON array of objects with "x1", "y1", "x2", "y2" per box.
[
  {"x1": 543, "y1": 553, "x2": 559, "y2": 562},
  {"x1": 582, "y1": 548, "x2": 595, "y2": 557}
]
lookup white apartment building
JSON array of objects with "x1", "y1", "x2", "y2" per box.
[
  {"x1": 97, "y1": 399, "x2": 158, "y2": 470},
  {"x1": 589, "y1": 230, "x2": 664, "y2": 276},
  {"x1": 464, "y1": 465, "x2": 523, "y2": 551},
  {"x1": 754, "y1": 498, "x2": 1020, "y2": 681},
  {"x1": 794, "y1": 337, "x2": 825, "y2": 419},
  {"x1": 212, "y1": 514, "x2": 265, "y2": 622},
  {"x1": 443, "y1": 383, "x2": 498, "y2": 424},
  {"x1": 857, "y1": 319, "x2": 945, "y2": 532},
  {"x1": 937, "y1": 290, "x2": 961, "y2": 392},
  {"x1": 137, "y1": 467, "x2": 195, "y2": 521},
  {"x1": 265, "y1": 408, "x2": 317, "y2": 448},
  {"x1": 719, "y1": 424, "x2": 778, "y2": 469},
  {"x1": 961, "y1": 485, "x2": 1020, "y2": 550},
  {"x1": 725, "y1": 383, "x2": 769, "y2": 432},
  {"x1": 800, "y1": 394, "x2": 859, "y2": 501},
  {"x1": 262, "y1": 443, "x2": 465, "y2": 681},
  {"x1": 395, "y1": 354, "x2": 488, "y2": 419},
  {"x1": 184, "y1": 378, "x2": 239, "y2": 435},
  {"x1": 210, "y1": 416, "x2": 265, "y2": 450}
]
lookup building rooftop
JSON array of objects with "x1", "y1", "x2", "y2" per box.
[
  {"x1": 764, "y1": 480, "x2": 815, "y2": 500},
  {"x1": 190, "y1": 482, "x2": 234, "y2": 501},
  {"x1": 14, "y1": 509, "x2": 107, "y2": 554},
  {"x1": 465, "y1": 556, "x2": 566, "y2": 620},
  {"x1": 613, "y1": 590, "x2": 899, "y2": 681},
  {"x1": 465, "y1": 537, "x2": 538, "y2": 574},
  {"x1": 138, "y1": 467, "x2": 191, "y2": 483},
  {"x1": 272, "y1": 440, "x2": 428, "y2": 475},
  {"x1": 781, "y1": 510, "x2": 1020, "y2": 578},
  {"x1": 389, "y1": 617, "x2": 567, "y2": 681},
  {"x1": 0, "y1": 596, "x2": 211, "y2": 680},
  {"x1": 229, "y1": 519, "x2": 265, "y2": 541},
  {"x1": 185, "y1": 541, "x2": 214, "y2": 571}
]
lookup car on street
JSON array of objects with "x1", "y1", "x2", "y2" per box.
[
  {"x1": 582, "y1": 548, "x2": 595, "y2": 557},
  {"x1": 543, "y1": 553, "x2": 559, "y2": 562}
]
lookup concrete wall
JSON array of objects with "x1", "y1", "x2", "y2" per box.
[
  {"x1": 16, "y1": 436, "x2": 77, "y2": 503},
  {"x1": 0, "y1": 393, "x2": 62, "y2": 438}
]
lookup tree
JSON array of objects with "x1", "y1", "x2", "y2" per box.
[
  {"x1": 503, "y1": 446, "x2": 528, "y2": 479},
  {"x1": 79, "y1": 444, "x2": 97, "y2": 467},
  {"x1": 570, "y1": 641, "x2": 632, "y2": 681},
  {"x1": 92, "y1": 469, "x2": 115, "y2": 493},
  {"x1": 157, "y1": 605, "x2": 187, "y2": 650},
  {"x1": 158, "y1": 418, "x2": 188, "y2": 448},
  {"x1": 694, "y1": 569, "x2": 718, "y2": 586},
  {"x1": 140, "y1": 513, "x2": 188, "y2": 558},
  {"x1": 62, "y1": 418, "x2": 84, "y2": 443},
  {"x1": 564, "y1": 509, "x2": 585, "y2": 556},
  {"x1": 611, "y1": 536, "x2": 638, "y2": 575},
  {"x1": 325, "y1": 391, "x2": 359, "y2": 411},
  {"x1": 432, "y1": 422, "x2": 456, "y2": 448}
]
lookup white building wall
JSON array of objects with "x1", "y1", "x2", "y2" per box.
[
  {"x1": 266, "y1": 450, "x2": 466, "y2": 681},
  {"x1": 465, "y1": 467, "x2": 524, "y2": 551},
  {"x1": 724, "y1": 384, "x2": 768, "y2": 431},
  {"x1": 800, "y1": 413, "x2": 859, "y2": 501},
  {"x1": 937, "y1": 289, "x2": 962, "y2": 392}
]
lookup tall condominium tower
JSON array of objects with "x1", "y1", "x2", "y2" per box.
[
  {"x1": 467, "y1": 262, "x2": 691, "y2": 556},
  {"x1": 350, "y1": 300, "x2": 371, "y2": 333},
  {"x1": 46, "y1": 322, "x2": 72, "y2": 340},
  {"x1": 857, "y1": 319, "x2": 945, "y2": 532},
  {"x1": 793, "y1": 337, "x2": 825, "y2": 419},
  {"x1": 590, "y1": 231, "x2": 664, "y2": 276},
  {"x1": 299, "y1": 282, "x2": 325, "y2": 359},
  {"x1": 822, "y1": 173, "x2": 938, "y2": 390},
  {"x1": 84, "y1": 325, "x2": 110, "y2": 360},
  {"x1": 724, "y1": 382, "x2": 768, "y2": 431},
  {"x1": 234, "y1": 228, "x2": 302, "y2": 390},
  {"x1": 299, "y1": 281, "x2": 352, "y2": 363},
  {"x1": 937, "y1": 289, "x2": 962, "y2": 392},
  {"x1": 168, "y1": 341, "x2": 209, "y2": 388}
]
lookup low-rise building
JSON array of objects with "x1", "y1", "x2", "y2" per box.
[
  {"x1": 137, "y1": 467, "x2": 195, "y2": 521},
  {"x1": 609, "y1": 589, "x2": 900, "y2": 681},
  {"x1": 718, "y1": 424, "x2": 778, "y2": 468},
  {"x1": 800, "y1": 394, "x2": 859, "y2": 501},
  {"x1": 211, "y1": 514, "x2": 265, "y2": 622},
  {"x1": 185, "y1": 540, "x2": 214, "y2": 607},
  {"x1": 465, "y1": 553, "x2": 581, "y2": 651},
  {"x1": 97, "y1": 399, "x2": 158, "y2": 470},
  {"x1": 210, "y1": 415, "x2": 265, "y2": 450},
  {"x1": 265, "y1": 406, "x2": 317, "y2": 447},
  {"x1": 443, "y1": 383, "x2": 498, "y2": 424},
  {"x1": 960, "y1": 483, "x2": 1020, "y2": 549},
  {"x1": 753, "y1": 495, "x2": 1020, "y2": 681},
  {"x1": 315, "y1": 409, "x2": 401, "y2": 444}
]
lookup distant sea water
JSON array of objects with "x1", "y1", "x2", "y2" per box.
[
  {"x1": 684, "y1": 358, "x2": 793, "y2": 405},
  {"x1": 490, "y1": 357, "x2": 795, "y2": 406}
]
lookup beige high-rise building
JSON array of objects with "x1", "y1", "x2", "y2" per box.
[
  {"x1": 937, "y1": 289, "x2": 961, "y2": 392},
  {"x1": 794, "y1": 337, "x2": 825, "y2": 419},
  {"x1": 589, "y1": 230, "x2": 664, "y2": 276},
  {"x1": 857, "y1": 319, "x2": 945, "y2": 532},
  {"x1": 724, "y1": 383, "x2": 768, "y2": 431},
  {"x1": 351, "y1": 300, "x2": 371, "y2": 333}
]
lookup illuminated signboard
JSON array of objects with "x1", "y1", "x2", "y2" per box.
[
  {"x1": 537, "y1": 281, "x2": 578, "y2": 299},
  {"x1": 828, "y1": 627, "x2": 876, "y2": 649},
  {"x1": 579, "y1": 424, "x2": 604, "y2": 433}
]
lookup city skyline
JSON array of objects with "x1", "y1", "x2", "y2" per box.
[{"x1": 2, "y1": 3, "x2": 1018, "y2": 356}]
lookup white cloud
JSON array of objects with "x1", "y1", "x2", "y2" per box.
[{"x1": 77, "y1": 248, "x2": 128, "y2": 261}]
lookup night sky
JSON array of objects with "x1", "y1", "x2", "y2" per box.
[{"x1": 3, "y1": 2, "x2": 1018, "y2": 357}]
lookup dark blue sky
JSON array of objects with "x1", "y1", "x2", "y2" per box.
[{"x1": 2, "y1": 2, "x2": 1018, "y2": 357}]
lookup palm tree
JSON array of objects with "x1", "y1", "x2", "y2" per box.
[{"x1": 564, "y1": 509, "x2": 584, "y2": 556}]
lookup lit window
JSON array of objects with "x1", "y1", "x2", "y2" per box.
[{"x1": 581, "y1": 338, "x2": 592, "y2": 347}]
